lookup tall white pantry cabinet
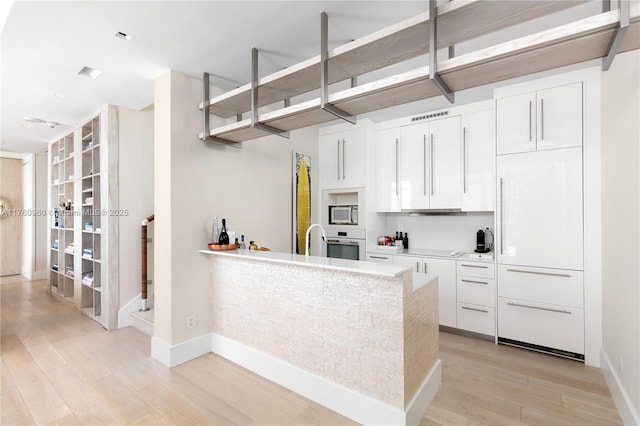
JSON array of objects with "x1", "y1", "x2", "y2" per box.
[
  {"x1": 495, "y1": 78, "x2": 587, "y2": 360},
  {"x1": 48, "y1": 105, "x2": 119, "y2": 330}
]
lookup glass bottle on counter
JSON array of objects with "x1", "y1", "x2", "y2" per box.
[
  {"x1": 211, "y1": 217, "x2": 219, "y2": 243},
  {"x1": 403, "y1": 232, "x2": 409, "y2": 249},
  {"x1": 218, "y1": 218, "x2": 230, "y2": 245},
  {"x1": 240, "y1": 234, "x2": 246, "y2": 250}
]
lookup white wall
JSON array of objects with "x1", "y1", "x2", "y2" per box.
[
  {"x1": 117, "y1": 106, "x2": 154, "y2": 310},
  {"x1": 21, "y1": 155, "x2": 33, "y2": 279},
  {"x1": 34, "y1": 153, "x2": 47, "y2": 276},
  {"x1": 153, "y1": 70, "x2": 319, "y2": 347},
  {"x1": 601, "y1": 49, "x2": 640, "y2": 425}
]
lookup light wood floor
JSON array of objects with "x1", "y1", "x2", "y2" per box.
[{"x1": 1, "y1": 277, "x2": 622, "y2": 425}]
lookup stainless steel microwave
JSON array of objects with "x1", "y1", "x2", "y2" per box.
[{"x1": 328, "y1": 205, "x2": 358, "y2": 225}]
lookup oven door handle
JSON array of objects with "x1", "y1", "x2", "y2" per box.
[{"x1": 327, "y1": 240, "x2": 361, "y2": 246}]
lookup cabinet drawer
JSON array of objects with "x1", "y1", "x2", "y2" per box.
[
  {"x1": 457, "y1": 303, "x2": 495, "y2": 336},
  {"x1": 457, "y1": 261, "x2": 495, "y2": 279},
  {"x1": 457, "y1": 277, "x2": 495, "y2": 307},
  {"x1": 366, "y1": 253, "x2": 393, "y2": 264},
  {"x1": 498, "y1": 297, "x2": 584, "y2": 355},
  {"x1": 497, "y1": 265, "x2": 583, "y2": 308}
]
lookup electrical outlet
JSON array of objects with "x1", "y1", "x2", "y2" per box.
[
  {"x1": 187, "y1": 315, "x2": 196, "y2": 330},
  {"x1": 147, "y1": 237, "x2": 153, "y2": 243},
  {"x1": 147, "y1": 279, "x2": 152, "y2": 285},
  {"x1": 398, "y1": 224, "x2": 404, "y2": 232}
]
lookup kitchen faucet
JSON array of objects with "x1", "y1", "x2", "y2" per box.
[{"x1": 305, "y1": 224, "x2": 327, "y2": 257}]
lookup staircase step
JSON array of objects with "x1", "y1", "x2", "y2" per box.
[{"x1": 130, "y1": 309, "x2": 154, "y2": 336}]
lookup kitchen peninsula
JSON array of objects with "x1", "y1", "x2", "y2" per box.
[{"x1": 199, "y1": 249, "x2": 441, "y2": 425}]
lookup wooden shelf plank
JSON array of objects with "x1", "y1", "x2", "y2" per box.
[
  {"x1": 440, "y1": 9, "x2": 640, "y2": 91},
  {"x1": 206, "y1": 5, "x2": 639, "y2": 144},
  {"x1": 203, "y1": 0, "x2": 588, "y2": 118}
]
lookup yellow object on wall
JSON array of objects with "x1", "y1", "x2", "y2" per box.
[{"x1": 295, "y1": 154, "x2": 311, "y2": 255}]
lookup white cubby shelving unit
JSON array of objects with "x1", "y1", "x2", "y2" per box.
[{"x1": 48, "y1": 105, "x2": 119, "y2": 330}]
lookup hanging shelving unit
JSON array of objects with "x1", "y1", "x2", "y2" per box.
[{"x1": 199, "y1": 0, "x2": 639, "y2": 144}]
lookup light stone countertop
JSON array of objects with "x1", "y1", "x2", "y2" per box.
[{"x1": 199, "y1": 248, "x2": 411, "y2": 278}]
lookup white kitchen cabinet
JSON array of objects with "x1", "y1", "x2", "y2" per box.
[
  {"x1": 456, "y1": 259, "x2": 496, "y2": 336},
  {"x1": 319, "y1": 127, "x2": 365, "y2": 190},
  {"x1": 400, "y1": 122, "x2": 430, "y2": 210},
  {"x1": 393, "y1": 255, "x2": 457, "y2": 327},
  {"x1": 365, "y1": 252, "x2": 394, "y2": 264},
  {"x1": 461, "y1": 109, "x2": 494, "y2": 211},
  {"x1": 496, "y1": 147, "x2": 583, "y2": 270},
  {"x1": 429, "y1": 116, "x2": 461, "y2": 209},
  {"x1": 496, "y1": 82, "x2": 582, "y2": 155},
  {"x1": 399, "y1": 117, "x2": 461, "y2": 210},
  {"x1": 497, "y1": 265, "x2": 584, "y2": 308},
  {"x1": 498, "y1": 297, "x2": 584, "y2": 357},
  {"x1": 375, "y1": 127, "x2": 401, "y2": 212}
]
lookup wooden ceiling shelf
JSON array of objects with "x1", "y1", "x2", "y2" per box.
[{"x1": 200, "y1": 0, "x2": 639, "y2": 144}]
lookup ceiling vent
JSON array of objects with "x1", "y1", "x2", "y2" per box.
[{"x1": 78, "y1": 66, "x2": 101, "y2": 79}]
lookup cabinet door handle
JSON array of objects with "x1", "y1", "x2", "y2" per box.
[
  {"x1": 540, "y1": 98, "x2": 545, "y2": 141},
  {"x1": 461, "y1": 306, "x2": 489, "y2": 314},
  {"x1": 461, "y1": 279, "x2": 488, "y2": 285},
  {"x1": 507, "y1": 302, "x2": 571, "y2": 315},
  {"x1": 528, "y1": 100, "x2": 533, "y2": 142},
  {"x1": 423, "y1": 135, "x2": 427, "y2": 196},
  {"x1": 506, "y1": 268, "x2": 571, "y2": 278},
  {"x1": 342, "y1": 138, "x2": 346, "y2": 180},
  {"x1": 424, "y1": 262, "x2": 428, "y2": 273},
  {"x1": 430, "y1": 134, "x2": 434, "y2": 196},
  {"x1": 416, "y1": 261, "x2": 420, "y2": 273},
  {"x1": 395, "y1": 138, "x2": 399, "y2": 196},
  {"x1": 462, "y1": 127, "x2": 467, "y2": 194},
  {"x1": 460, "y1": 264, "x2": 489, "y2": 269},
  {"x1": 337, "y1": 139, "x2": 341, "y2": 181},
  {"x1": 369, "y1": 255, "x2": 389, "y2": 260},
  {"x1": 499, "y1": 177, "x2": 504, "y2": 255}
]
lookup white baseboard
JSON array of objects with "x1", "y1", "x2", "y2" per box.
[
  {"x1": 151, "y1": 334, "x2": 211, "y2": 368},
  {"x1": 601, "y1": 349, "x2": 640, "y2": 426},
  {"x1": 211, "y1": 332, "x2": 441, "y2": 426},
  {"x1": 118, "y1": 294, "x2": 141, "y2": 329},
  {"x1": 406, "y1": 360, "x2": 442, "y2": 426}
]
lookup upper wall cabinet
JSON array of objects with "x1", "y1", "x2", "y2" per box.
[
  {"x1": 400, "y1": 116, "x2": 461, "y2": 210},
  {"x1": 375, "y1": 102, "x2": 493, "y2": 213},
  {"x1": 461, "y1": 109, "x2": 495, "y2": 211},
  {"x1": 319, "y1": 123, "x2": 367, "y2": 190},
  {"x1": 375, "y1": 127, "x2": 401, "y2": 212},
  {"x1": 496, "y1": 82, "x2": 583, "y2": 155}
]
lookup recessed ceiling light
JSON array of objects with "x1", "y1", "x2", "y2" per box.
[
  {"x1": 51, "y1": 92, "x2": 65, "y2": 98},
  {"x1": 78, "y1": 66, "x2": 101, "y2": 79},
  {"x1": 115, "y1": 31, "x2": 131, "y2": 41}
]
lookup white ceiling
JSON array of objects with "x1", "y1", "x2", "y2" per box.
[{"x1": 1, "y1": 1, "x2": 429, "y2": 153}]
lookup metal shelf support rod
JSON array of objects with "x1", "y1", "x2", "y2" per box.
[
  {"x1": 429, "y1": 0, "x2": 455, "y2": 104},
  {"x1": 250, "y1": 48, "x2": 290, "y2": 138},
  {"x1": 320, "y1": 12, "x2": 356, "y2": 125},
  {"x1": 602, "y1": 0, "x2": 630, "y2": 71},
  {"x1": 200, "y1": 72, "x2": 241, "y2": 146}
]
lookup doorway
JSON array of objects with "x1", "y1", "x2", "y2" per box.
[{"x1": 0, "y1": 157, "x2": 23, "y2": 276}]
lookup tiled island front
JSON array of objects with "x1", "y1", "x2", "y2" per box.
[{"x1": 200, "y1": 250, "x2": 441, "y2": 425}]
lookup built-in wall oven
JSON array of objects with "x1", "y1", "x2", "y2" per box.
[{"x1": 322, "y1": 228, "x2": 366, "y2": 261}]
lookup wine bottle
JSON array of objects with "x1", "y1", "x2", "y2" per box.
[
  {"x1": 218, "y1": 218, "x2": 230, "y2": 245},
  {"x1": 403, "y1": 232, "x2": 409, "y2": 249}
]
